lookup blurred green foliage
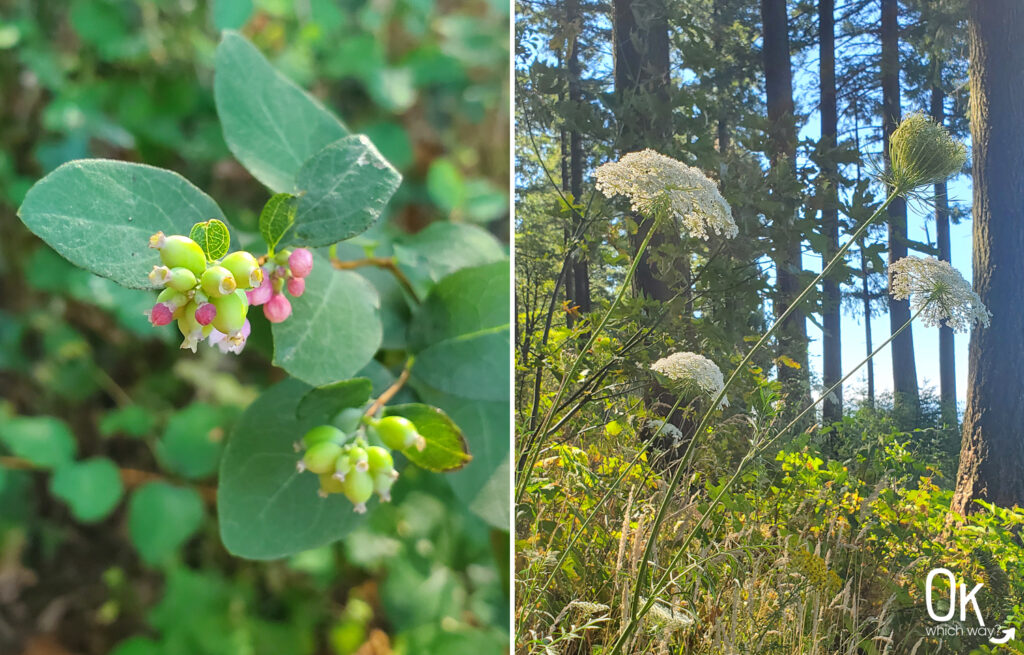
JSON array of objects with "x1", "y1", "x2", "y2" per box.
[{"x1": 0, "y1": 0, "x2": 509, "y2": 653}]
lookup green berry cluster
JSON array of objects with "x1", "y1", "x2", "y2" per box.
[
  {"x1": 147, "y1": 231, "x2": 262, "y2": 354},
  {"x1": 295, "y1": 415, "x2": 426, "y2": 514}
]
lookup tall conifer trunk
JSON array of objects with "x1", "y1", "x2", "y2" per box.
[{"x1": 930, "y1": 81, "x2": 956, "y2": 426}]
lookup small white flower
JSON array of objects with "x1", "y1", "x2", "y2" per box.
[
  {"x1": 650, "y1": 352, "x2": 728, "y2": 407},
  {"x1": 566, "y1": 600, "x2": 610, "y2": 616},
  {"x1": 595, "y1": 149, "x2": 737, "y2": 239},
  {"x1": 889, "y1": 256, "x2": 990, "y2": 333},
  {"x1": 640, "y1": 597, "x2": 696, "y2": 635}
]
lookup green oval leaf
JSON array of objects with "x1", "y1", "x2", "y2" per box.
[
  {"x1": 408, "y1": 261, "x2": 510, "y2": 401},
  {"x1": 259, "y1": 193, "x2": 297, "y2": 254},
  {"x1": 0, "y1": 416, "x2": 77, "y2": 469},
  {"x1": 128, "y1": 482, "x2": 204, "y2": 565},
  {"x1": 189, "y1": 218, "x2": 231, "y2": 261},
  {"x1": 296, "y1": 378, "x2": 373, "y2": 421},
  {"x1": 272, "y1": 254, "x2": 382, "y2": 387},
  {"x1": 218, "y1": 378, "x2": 366, "y2": 559},
  {"x1": 17, "y1": 160, "x2": 228, "y2": 289},
  {"x1": 393, "y1": 220, "x2": 506, "y2": 285},
  {"x1": 288, "y1": 135, "x2": 402, "y2": 248},
  {"x1": 157, "y1": 403, "x2": 226, "y2": 480},
  {"x1": 49, "y1": 457, "x2": 124, "y2": 523},
  {"x1": 382, "y1": 403, "x2": 471, "y2": 472},
  {"x1": 215, "y1": 31, "x2": 349, "y2": 192}
]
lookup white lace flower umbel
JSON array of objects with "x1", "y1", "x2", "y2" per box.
[
  {"x1": 650, "y1": 352, "x2": 728, "y2": 407},
  {"x1": 889, "y1": 256, "x2": 990, "y2": 333},
  {"x1": 595, "y1": 149, "x2": 738, "y2": 239}
]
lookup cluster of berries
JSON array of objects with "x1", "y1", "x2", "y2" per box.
[
  {"x1": 295, "y1": 414, "x2": 426, "y2": 513},
  {"x1": 147, "y1": 232, "x2": 262, "y2": 354},
  {"x1": 246, "y1": 248, "x2": 313, "y2": 324}
]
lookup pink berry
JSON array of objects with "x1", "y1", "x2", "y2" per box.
[
  {"x1": 194, "y1": 302, "x2": 217, "y2": 326},
  {"x1": 289, "y1": 248, "x2": 313, "y2": 278},
  {"x1": 246, "y1": 273, "x2": 273, "y2": 306},
  {"x1": 149, "y1": 302, "x2": 175, "y2": 327},
  {"x1": 286, "y1": 277, "x2": 306, "y2": 297},
  {"x1": 264, "y1": 293, "x2": 292, "y2": 323}
]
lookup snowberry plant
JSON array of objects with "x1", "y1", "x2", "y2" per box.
[{"x1": 16, "y1": 32, "x2": 510, "y2": 559}]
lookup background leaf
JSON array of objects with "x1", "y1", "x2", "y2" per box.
[
  {"x1": 408, "y1": 261, "x2": 510, "y2": 401},
  {"x1": 296, "y1": 378, "x2": 373, "y2": 421},
  {"x1": 17, "y1": 159, "x2": 227, "y2": 289},
  {"x1": 382, "y1": 403, "x2": 471, "y2": 472},
  {"x1": 0, "y1": 416, "x2": 77, "y2": 469},
  {"x1": 287, "y1": 135, "x2": 402, "y2": 248},
  {"x1": 49, "y1": 457, "x2": 124, "y2": 522},
  {"x1": 258, "y1": 192, "x2": 297, "y2": 253},
  {"x1": 157, "y1": 403, "x2": 227, "y2": 480},
  {"x1": 394, "y1": 220, "x2": 506, "y2": 284},
  {"x1": 189, "y1": 218, "x2": 230, "y2": 260},
  {"x1": 272, "y1": 254, "x2": 382, "y2": 387},
  {"x1": 128, "y1": 481, "x2": 204, "y2": 565},
  {"x1": 218, "y1": 378, "x2": 366, "y2": 559},
  {"x1": 214, "y1": 31, "x2": 348, "y2": 192}
]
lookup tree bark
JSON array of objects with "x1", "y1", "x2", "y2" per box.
[
  {"x1": 930, "y1": 82, "x2": 957, "y2": 427},
  {"x1": 567, "y1": 0, "x2": 591, "y2": 316},
  {"x1": 819, "y1": 0, "x2": 842, "y2": 423},
  {"x1": 881, "y1": 0, "x2": 919, "y2": 424},
  {"x1": 761, "y1": 0, "x2": 809, "y2": 399},
  {"x1": 952, "y1": 0, "x2": 1024, "y2": 514}
]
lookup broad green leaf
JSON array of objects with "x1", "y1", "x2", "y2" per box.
[
  {"x1": 259, "y1": 193, "x2": 297, "y2": 253},
  {"x1": 189, "y1": 218, "x2": 230, "y2": 261},
  {"x1": 296, "y1": 378, "x2": 373, "y2": 421},
  {"x1": 0, "y1": 416, "x2": 76, "y2": 469},
  {"x1": 287, "y1": 135, "x2": 402, "y2": 248},
  {"x1": 99, "y1": 405, "x2": 156, "y2": 438},
  {"x1": 157, "y1": 403, "x2": 226, "y2": 480},
  {"x1": 408, "y1": 261, "x2": 510, "y2": 401},
  {"x1": 18, "y1": 160, "x2": 227, "y2": 289},
  {"x1": 413, "y1": 385, "x2": 509, "y2": 530},
  {"x1": 214, "y1": 31, "x2": 348, "y2": 192},
  {"x1": 128, "y1": 482, "x2": 204, "y2": 565},
  {"x1": 426, "y1": 158, "x2": 466, "y2": 212},
  {"x1": 218, "y1": 379, "x2": 366, "y2": 559},
  {"x1": 109, "y1": 637, "x2": 163, "y2": 655},
  {"x1": 212, "y1": 0, "x2": 253, "y2": 30},
  {"x1": 463, "y1": 178, "x2": 508, "y2": 223},
  {"x1": 382, "y1": 403, "x2": 471, "y2": 472},
  {"x1": 49, "y1": 457, "x2": 124, "y2": 523},
  {"x1": 272, "y1": 254, "x2": 382, "y2": 387},
  {"x1": 394, "y1": 221, "x2": 506, "y2": 284}
]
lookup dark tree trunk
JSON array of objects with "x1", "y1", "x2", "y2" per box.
[
  {"x1": 861, "y1": 247, "x2": 875, "y2": 408},
  {"x1": 760, "y1": 0, "x2": 809, "y2": 399},
  {"x1": 560, "y1": 123, "x2": 576, "y2": 329},
  {"x1": 930, "y1": 82, "x2": 957, "y2": 427},
  {"x1": 819, "y1": 0, "x2": 842, "y2": 423},
  {"x1": 567, "y1": 0, "x2": 590, "y2": 316},
  {"x1": 612, "y1": 0, "x2": 681, "y2": 304},
  {"x1": 881, "y1": 0, "x2": 919, "y2": 424},
  {"x1": 952, "y1": 0, "x2": 1024, "y2": 514}
]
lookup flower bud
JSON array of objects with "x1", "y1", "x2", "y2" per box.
[
  {"x1": 221, "y1": 251, "x2": 263, "y2": 289},
  {"x1": 373, "y1": 471, "x2": 397, "y2": 502},
  {"x1": 177, "y1": 301, "x2": 209, "y2": 353},
  {"x1": 274, "y1": 249, "x2": 292, "y2": 266},
  {"x1": 889, "y1": 112, "x2": 967, "y2": 194},
  {"x1": 318, "y1": 473, "x2": 345, "y2": 496},
  {"x1": 286, "y1": 277, "x2": 306, "y2": 298},
  {"x1": 201, "y1": 266, "x2": 237, "y2": 298},
  {"x1": 302, "y1": 425, "x2": 346, "y2": 449},
  {"x1": 167, "y1": 267, "x2": 198, "y2": 292},
  {"x1": 289, "y1": 248, "x2": 314, "y2": 278},
  {"x1": 301, "y1": 441, "x2": 344, "y2": 475},
  {"x1": 342, "y1": 469, "x2": 374, "y2": 513},
  {"x1": 332, "y1": 452, "x2": 353, "y2": 482},
  {"x1": 156, "y1": 288, "x2": 188, "y2": 313},
  {"x1": 272, "y1": 276, "x2": 286, "y2": 294},
  {"x1": 366, "y1": 446, "x2": 394, "y2": 474},
  {"x1": 211, "y1": 290, "x2": 249, "y2": 334},
  {"x1": 348, "y1": 446, "x2": 370, "y2": 472},
  {"x1": 149, "y1": 302, "x2": 175, "y2": 326},
  {"x1": 194, "y1": 302, "x2": 217, "y2": 326},
  {"x1": 150, "y1": 232, "x2": 207, "y2": 276},
  {"x1": 263, "y1": 293, "x2": 292, "y2": 323},
  {"x1": 334, "y1": 407, "x2": 365, "y2": 434},
  {"x1": 149, "y1": 265, "x2": 172, "y2": 288},
  {"x1": 374, "y1": 416, "x2": 423, "y2": 451},
  {"x1": 246, "y1": 273, "x2": 273, "y2": 306}
]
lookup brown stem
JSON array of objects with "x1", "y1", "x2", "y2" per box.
[
  {"x1": 331, "y1": 256, "x2": 421, "y2": 304},
  {"x1": 364, "y1": 365, "x2": 412, "y2": 418}
]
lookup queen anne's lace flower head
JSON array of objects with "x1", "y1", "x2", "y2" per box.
[
  {"x1": 595, "y1": 149, "x2": 738, "y2": 239},
  {"x1": 888, "y1": 112, "x2": 967, "y2": 194},
  {"x1": 889, "y1": 256, "x2": 990, "y2": 333},
  {"x1": 650, "y1": 351, "x2": 728, "y2": 407}
]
